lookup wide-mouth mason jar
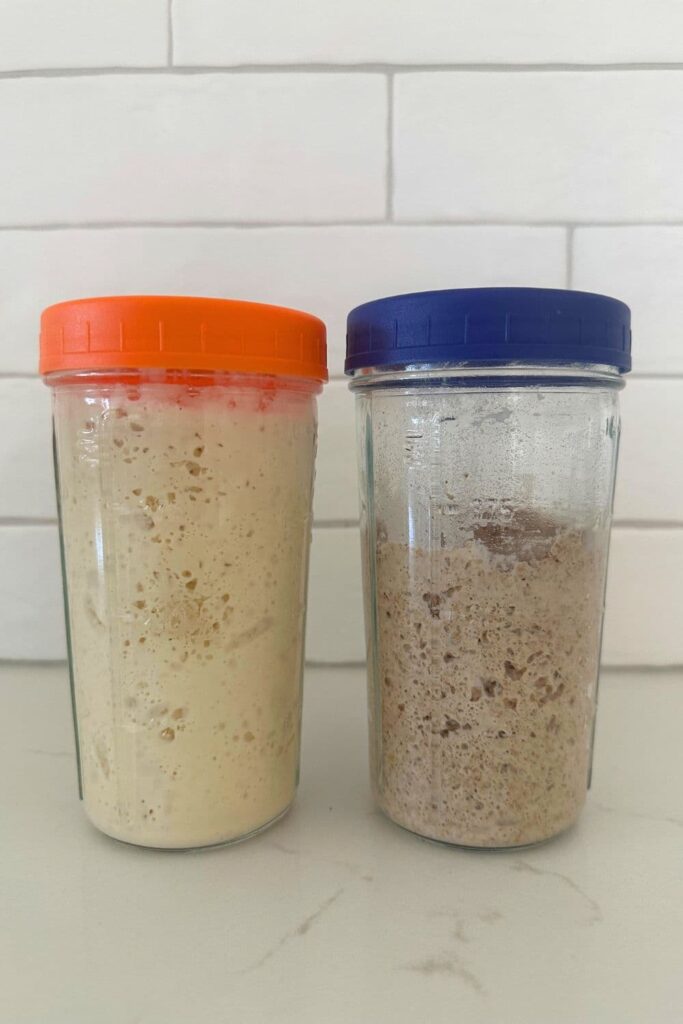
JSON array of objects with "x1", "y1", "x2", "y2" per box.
[
  {"x1": 346, "y1": 288, "x2": 630, "y2": 849},
  {"x1": 40, "y1": 295, "x2": 327, "y2": 849}
]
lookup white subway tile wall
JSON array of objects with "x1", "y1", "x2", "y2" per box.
[
  {"x1": 394, "y1": 72, "x2": 683, "y2": 223},
  {"x1": 0, "y1": 378, "x2": 54, "y2": 520},
  {"x1": 0, "y1": 526, "x2": 65, "y2": 661},
  {"x1": 172, "y1": 0, "x2": 683, "y2": 65},
  {"x1": 0, "y1": 1, "x2": 168, "y2": 71},
  {"x1": 0, "y1": 76, "x2": 386, "y2": 224},
  {"x1": 573, "y1": 227, "x2": 683, "y2": 373},
  {"x1": 0, "y1": 1, "x2": 680, "y2": 665}
]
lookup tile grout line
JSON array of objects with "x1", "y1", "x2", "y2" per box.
[
  {"x1": 0, "y1": 518, "x2": 58, "y2": 527},
  {"x1": 0, "y1": 219, "x2": 391, "y2": 231},
  {"x1": 0, "y1": 659, "x2": 69, "y2": 667},
  {"x1": 611, "y1": 520, "x2": 683, "y2": 530},
  {"x1": 5, "y1": 220, "x2": 683, "y2": 231},
  {"x1": 385, "y1": 72, "x2": 394, "y2": 222},
  {"x1": 167, "y1": 0, "x2": 174, "y2": 68},
  {"x1": 5, "y1": 63, "x2": 683, "y2": 79},
  {"x1": 565, "y1": 225, "x2": 575, "y2": 288},
  {"x1": 629, "y1": 372, "x2": 683, "y2": 380}
]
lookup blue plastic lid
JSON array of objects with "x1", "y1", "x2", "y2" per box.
[{"x1": 345, "y1": 288, "x2": 631, "y2": 374}]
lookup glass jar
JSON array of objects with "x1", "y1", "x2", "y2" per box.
[
  {"x1": 41, "y1": 295, "x2": 327, "y2": 849},
  {"x1": 346, "y1": 288, "x2": 630, "y2": 849}
]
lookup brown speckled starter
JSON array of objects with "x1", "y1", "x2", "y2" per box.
[{"x1": 371, "y1": 522, "x2": 607, "y2": 847}]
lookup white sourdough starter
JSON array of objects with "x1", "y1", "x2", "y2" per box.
[
  {"x1": 371, "y1": 515, "x2": 607, "y2": 848},
  {"x1": 55, "y1": 378, "x2": 316, "y2": 848}
]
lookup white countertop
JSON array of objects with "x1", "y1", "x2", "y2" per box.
[{"x1": 1, "y1": 663, "x2": 682, "y2": 1024}]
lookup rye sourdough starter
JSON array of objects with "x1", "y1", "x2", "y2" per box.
[
  {"x1": 372, "y1": 514, "x2": 607, "y2": 847},
  {"x1": 55, "y1": 379, "x2": 315, "y2": 848}
]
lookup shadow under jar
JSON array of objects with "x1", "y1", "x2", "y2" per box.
[
  {"x1": 41, "y1": 295, "x2": 327, "y2": 849},
  {"x1": 346, "y1": 288, "x2": 631, "y2": 849}
]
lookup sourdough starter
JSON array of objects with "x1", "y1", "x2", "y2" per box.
[
  {"x1": 372, "y1": 520, "x2": 606, "y2": 847},
  {"x1": 55, "y1": 379, "x2": 316, "y2": 848}
]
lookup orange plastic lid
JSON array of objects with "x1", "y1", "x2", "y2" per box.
[{"x1": 40, "y1": 295, "x2": 328, "y2": 382}]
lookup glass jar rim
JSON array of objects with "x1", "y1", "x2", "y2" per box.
[{"x1": 348, "y1": 362, "x2": 624, "y2": 390}]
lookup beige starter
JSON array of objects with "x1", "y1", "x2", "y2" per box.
[{"x1": 56, "y1": 380, "x2": 315, "y2": 848}]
